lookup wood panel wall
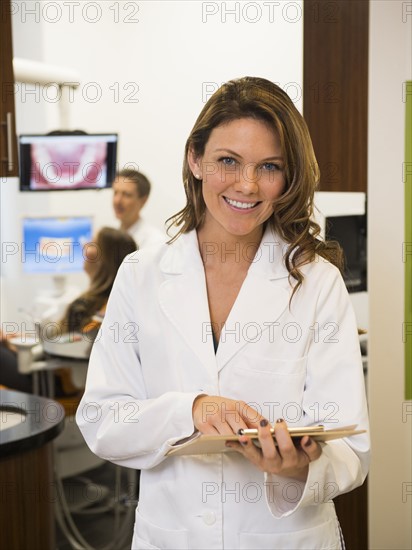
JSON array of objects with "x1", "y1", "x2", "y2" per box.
[
  {"x1": 303, "y1": 0, "x2": 369, "y2": 193},
  {"x1": 304, "y1": 2, "x2": 369, "y2": 549}
]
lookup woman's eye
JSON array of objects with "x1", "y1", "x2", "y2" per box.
[
  {"x1": 220, "y1": 157, "x2": 236, "y2": 166},
  {"x1": 262, "y1": 162, "x2": 280, "y2": 171}
]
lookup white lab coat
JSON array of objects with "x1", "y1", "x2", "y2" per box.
[
  {"x1": 76, "y1": 227, "x2": 370, "y2": 550},
  {"x1": 127, "y1": 217, "x2": 166, "y2": 249}
]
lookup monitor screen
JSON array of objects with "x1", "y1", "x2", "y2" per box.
[
  {"x1": 22, "y1": 216, "x2": 93, "y2": 274},
  {"x1": 326, "y1": 214, "x2": 367, "y2": 293},
  {"x1": 19, "y1": 134, "x2": 118, "y2": 191}
]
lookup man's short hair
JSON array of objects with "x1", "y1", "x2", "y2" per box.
[{"x1": 116, "y1": 169, "x2": 151, "y2": 199}]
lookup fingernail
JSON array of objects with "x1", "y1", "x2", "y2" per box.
[
  {"x1": 276, "y1": 418, "x2": 284, "y2": 423},
  {"x1": 260, "y1": 419, "x2": 268, "y2": 428},
  {"x1": 304, "y1": 438, "x2": 312, "y2": 447}
]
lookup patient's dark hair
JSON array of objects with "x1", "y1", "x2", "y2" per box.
[{"x1": 59, "y1": 227, "x2": 137, "y2": 333}]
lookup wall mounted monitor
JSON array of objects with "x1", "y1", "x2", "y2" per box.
[
  {"x1": 22, "y1": 216, "x2": 93, "y2": 274},
  {"x1": 19, "y1": 133, "x2": 117, "y2": 191}
]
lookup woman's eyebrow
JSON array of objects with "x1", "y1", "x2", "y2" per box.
[
  {"x1": 213, "y1": 148, "x2": 242, "y2": 157},
  {"x1": 214, "y1": 148, "x2": 284, "y2": 163},
  {"x1": 260, "y1": 156, "x2": 284, "y2": 162}
]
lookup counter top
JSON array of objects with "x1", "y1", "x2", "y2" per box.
[{"x1": 0, "y1": 389, "x2": 65, "y2": 457}]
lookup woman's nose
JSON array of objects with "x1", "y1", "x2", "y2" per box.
[{"x1": 234, "y1": 164, "x2": 259, "y2": 194}]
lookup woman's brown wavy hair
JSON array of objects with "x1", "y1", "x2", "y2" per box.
[
  {"x1": 166, "y1": 76, "x2": 343, "y2": 293},
  {"x1": 59, "y1": 227, "x2": 137, "y2": 332}
]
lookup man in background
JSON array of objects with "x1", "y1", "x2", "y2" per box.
[{"x1": 112, "y1": 168, "x2": 165, "y2": 248}]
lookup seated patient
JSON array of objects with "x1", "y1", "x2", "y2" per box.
[
  {"x1": 58, "y1": 226, "x2": 137, "y2": 335},
  {"x1": 0, "y1": 227, "x2": 137, "y2": 395}
]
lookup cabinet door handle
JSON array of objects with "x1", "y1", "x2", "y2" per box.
[{"x1": 6, "y1": 112, "x2": 14, "y2": 171}]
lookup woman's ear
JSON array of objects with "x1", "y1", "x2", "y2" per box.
[{"x1": 187, "y1": 147, "x2": 202, "y2": 180}]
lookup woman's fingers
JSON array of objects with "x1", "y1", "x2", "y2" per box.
[
  {"x1": 230, "y1": 435, "x2": 263, "y2": 465},
  {"x1": 199, "y1": 423, "x2": 220, "y2": 435},
  {"x1": 194, "y1": 398, "x2": 323, "y2": 477},
  {"x1": 228, "y1": 419, "x2": 279, "y2": 467},
  {"x1": 300, "y1": 436, "x2": 322, "y2": 461},
  {"x1": 229, "y1": 419, "x2": 322, "y2": 480},
  {"x1": 215, "y1": 420, "x2": 240, "y2": 436},
  {"x1": 272, "y1": 418, "x2": 297, "y2": 465},
  {"x1": 240, "y1": 402, "x2": 264, "y2": 427},
  {"x1": 256, "y1": 419, "x2": 278, "y2": 461},
  {"x1": 193, "y1": 395, "x2": 260, "y2": 435}
]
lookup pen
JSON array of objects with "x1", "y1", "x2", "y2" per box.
[{"x1": 237, "y1": 425, "x2": 325, "y2": 436}]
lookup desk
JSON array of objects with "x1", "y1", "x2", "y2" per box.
[{"x1": 0, "y1": 389, "x2": 65, "y2": 549}]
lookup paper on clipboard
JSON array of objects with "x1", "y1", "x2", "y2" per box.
[{"x1": 167, "y1": 425, "x2": 365, "y2": 457}]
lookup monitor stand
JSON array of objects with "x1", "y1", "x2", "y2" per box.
[{"x1": 52, "y1": 275, "x2": 67, "y2": 297}]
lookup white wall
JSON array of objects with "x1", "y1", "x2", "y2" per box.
[
  {"x1": 2, "y1": 0, "x2": 303, "y2": 326},
  {"x1": 368, "y1": 1, "x2": 412, "y2": 548},
  {"x1": 40, "y1": 0, "x2": 303, "y2": 226}
]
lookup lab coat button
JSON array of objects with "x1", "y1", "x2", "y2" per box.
[{"x1": 202, "y1": 511, "x2": 216, "y2": 525}]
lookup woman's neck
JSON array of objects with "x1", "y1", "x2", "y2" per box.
[{"x1": 196, "y1": 225, "x2": 263, "y2": 269}]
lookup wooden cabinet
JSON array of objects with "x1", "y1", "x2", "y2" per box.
[
  {"x1": 0, "y1": 0, "x2": 18, "y2": 178},
  {"x1": 0, "y1": 390, "x2": 65, "y2": 549},
  {"x1": 303, "y1": 0, "x2": 369, "y2": 193}
]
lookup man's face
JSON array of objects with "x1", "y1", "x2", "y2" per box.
[{"x1": 112, "y1": 177, "x2": 147, "y2": 228}]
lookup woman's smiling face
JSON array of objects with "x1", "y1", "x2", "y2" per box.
[{"x1": 188, "y1": 117, "x2": 286, "y2": 241}]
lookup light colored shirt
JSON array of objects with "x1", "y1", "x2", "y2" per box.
[{"x1": 126, "y1": 218, "x2": 166, "y2": 249}]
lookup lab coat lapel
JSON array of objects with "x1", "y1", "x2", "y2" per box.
[
  {"x1": 158, "y1": 232, "x2": 216, "y2": 372},
  {"x1": 158, "y1": 229, "x2": 292, "y2": 373},
  {"x1": 216, "y1": 227, "x2": 291, "y2": 371}
]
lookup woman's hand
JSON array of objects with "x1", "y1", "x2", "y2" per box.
[
  {"x1": 227, "y1": 418, "x2": 322, "y2": 482},
  {"x1": 192, "y1": 395, "x2": 264, "y2": 435}
]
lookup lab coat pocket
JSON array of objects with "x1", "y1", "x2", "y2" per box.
[
  {"x1": 239, "y1": 517, "x2": 341, "y2": 549},
  {"x1": 230, "y1": 356, "x2": 307, "y2": 421},
  {"x1": 132, "y1": 510, "x2": 189, "y2": 550}
]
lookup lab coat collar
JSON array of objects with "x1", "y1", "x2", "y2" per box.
[
  {"x1": 159, "y1": 230, "x2": 204, "y2": 274},
  {"x1": 159, "y1": 226, "x2": 290, "y2": 279},
  {"x1": 158, "y1": 227, "x2": 291, "y2": 372}
]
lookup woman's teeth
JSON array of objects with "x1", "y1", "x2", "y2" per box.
[{"x1": 224, "y1": 197, "x2": 258, "y2": 209}]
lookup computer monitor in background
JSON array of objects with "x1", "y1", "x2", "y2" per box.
[
  {"x1": 326, "y1": 214, "x2": 367, "y2": 293},
  {"x1": 314, "y1": 192, "x2": 367, "y2": 294},
  {"x1": 20, "y1": 216, "x2": 93, "y2": 320},
  {"x1": 19, "y1": 133, "x2": 118, "y2": 191},
  {"x1": 313, "y1": 191, "x2": 368, "y2": 339},
  {"x1": 22, "y1": 215, "x2": 93, "y2": 281}
]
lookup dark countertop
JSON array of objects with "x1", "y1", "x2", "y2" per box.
[{"x1": 0, "y1": 389, "x2": 65, "y2": 457}]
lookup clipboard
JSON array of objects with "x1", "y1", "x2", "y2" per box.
[{"x1": 167, "y1": 425, "x2": 366, "y2": 457}]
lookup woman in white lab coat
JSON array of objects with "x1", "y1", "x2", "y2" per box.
[{"x1": 77, "y1": 77, "x2": 369, "y2": 550}]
